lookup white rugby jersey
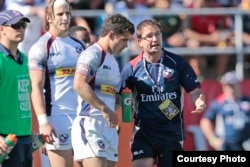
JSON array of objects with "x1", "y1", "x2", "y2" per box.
[
  {"x1": 28, "y1": 32, "x2": 85, "y2": 116},
  {"x1": 75, "y1": 43, "x2": 121, "y2": 116}
]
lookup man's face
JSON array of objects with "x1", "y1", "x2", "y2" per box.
[
  {"x1": 223, "y1": 83, "x2": 241, "y2": 98},
  {"x1": 0, "y1": 19, "x2": 27, "y2": 43},
  {"x1": 110, "y1": 31, "x2": 133, "y2": 55},
  {"x1": 50, "y1": 4, "x2": 71, "y2": 32},
  {"x1": 138, "y1": 24, "x2": 162, "y2": 54}
]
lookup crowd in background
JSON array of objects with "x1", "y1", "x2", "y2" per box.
[{"x1": 1, "y1": 0, "x2": 250, "y2": 79}]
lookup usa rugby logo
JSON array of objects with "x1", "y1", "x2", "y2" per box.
[
  {"x1": 59, "y1": 133, "x2": 69, "y2": 143},
  {"x1": 97, "y1": 139, "x2": 105, "y2": 149},
  {"x1": 163, "y1": 68, "x2": 174, "y2": 79}
]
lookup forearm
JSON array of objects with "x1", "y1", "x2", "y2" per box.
[
  {"x1": 31, "y1": 88, "x2": 46, "y2": 116},
  {"x1": 189, "y1": 88, "x2": 205, "y2": 104},
  {"x1": 29, "y1": 70, "x2": 47, "y2": 125}
]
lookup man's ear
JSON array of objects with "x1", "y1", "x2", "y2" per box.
[
  {"x1": 138, "y1": 38, "x2": 143, "y2": 47},
  {"x1": 47, "y1": 15, "x2": 53, "y2": 23},
  {"x1": 108, "y1": 31, "x2": 114, "y2": 40}
]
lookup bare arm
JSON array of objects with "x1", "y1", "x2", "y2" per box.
[
  {"x1": 30, "y1": 70, "x2": 46, "y2": 117},
  {"x1": 200, "y1": 117, "x2": 222, "y2": 150},
  {"x1": 183, "y1": 29, "x2": 222, "y2": 44},
  {"x1": 73, "y1": 73, "x2": 118, "y2": 127},
  {"x1": 29, "y1": 69, "x2": 56, "y2": 143}
]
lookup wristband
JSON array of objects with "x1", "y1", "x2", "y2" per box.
[
  {"x1": 209, "y1": 136, "x2": 217, "y2": 146},
  {"x1": 38, "y1": 114, "x2": 48, "y2": 126}
]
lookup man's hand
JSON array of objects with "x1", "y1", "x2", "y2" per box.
[
  {"x1": 39, "y1": 123, "x2": 57, "y2": 144},
  {"x1": 101, "y1": 106, "x2": 118, "y2": 128},
  {"x1": 192, "y1": 94, "x2": 206, "y2": 113}
]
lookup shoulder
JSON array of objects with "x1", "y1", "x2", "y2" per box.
[
  {"x1": 129, "y1": 52, "x2": 143, "y2": 68},
  {"x1": 29, "y1": 33, "x2": 53, "y2": 55},
  {"x1": 78, "y1": 44, "x2": 104, "y2": 66},
  {"x1": 162, "y1": 49, "x2": 186, "y2": 64}
]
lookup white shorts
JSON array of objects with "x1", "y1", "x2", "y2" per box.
[
  {"x1": 71, "y1": 115, "x2": 118, "y2": 162},
  {"x1": 45, "y1": 114, "x2": 76, "y2": 150}
]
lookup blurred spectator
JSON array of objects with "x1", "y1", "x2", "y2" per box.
[
  {"x1": 114, "y1": 0, "x2": 153, "y2": 28},
  {"x1": 183, "y1": 0, "x2": 234, "y2": 79},
  {"x1": 0, "y1": 0, "x2": 5, "y2": 10},
  {"x1": 217, "y1": 0, "x2": 240, "y2": 7},
  {"x1": 5, "y1": 0, "x2": 45, "y2": 55},
  {"x1": 153, "y1": 0, "x2": 184, "y2": 48},
  {"x1": 114, "y1": 0, "x2": 153, "y2": 54},
  {"x1": 70, "y1": 0, "x2": 114, "y2": 44},
  {"x1": 239, "y1": 0, "x2": 250, "y2": 45},
  {"x1": 238, "y1": 0, "x2": 250, "y2": 78},
  {"x1": 200, "y1": 71, "x2": 250, "y2": 150}
]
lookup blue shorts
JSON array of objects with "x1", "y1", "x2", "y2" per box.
[
  {"x1": 131, "y1": 127, "x2": 183, "y2": 167},
  {"x1": 2, "y1": 135, "x2": 32, "y2": 167}
]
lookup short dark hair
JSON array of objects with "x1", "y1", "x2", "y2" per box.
[
  {"x1": 69, "y1": 25, "x2": 90, "y2": 43},
  {"x1": 100, "y1": 14, "x2": 134, "y2": 37},
  {"x1": 69, "y1": 26, "x2": 88, "y2": 36}
]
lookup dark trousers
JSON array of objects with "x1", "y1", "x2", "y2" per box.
[{"x1": 2, "y1": 136, "x2": 33, "y2": 167}]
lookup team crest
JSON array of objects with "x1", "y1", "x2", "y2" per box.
[
  {"x1": 59, "y1": 133, "x2": 69, "y2": 143},
  {"x1": 97, "y1": 139, "x2": 105, "y2": 149},
  {"x1": 76, "y1": 46, "x2": 83, "y2": 54},
  {"x1": 163, "y1": 68, "x2": 174, "y2": 79}
]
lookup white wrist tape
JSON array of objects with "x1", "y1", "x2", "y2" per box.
[{"x1": 38, "y1": 114, "x2": 48, "y2": 126}]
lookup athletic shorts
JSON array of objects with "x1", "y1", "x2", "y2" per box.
[
  {"x1": 1, "y1": 135, "x2": 32, "y2": 167},
  {"x1": 71, "y1": 115, "x2": 118, "y2": 162},
  {"x1": 131, "y1": 126, "x2": 183, "y2": 167},
  {"x1": 45, "y1": 114, "x2": 76, "y2": 150}
]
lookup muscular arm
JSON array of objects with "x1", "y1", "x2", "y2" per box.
[
  {"x1": 73, "y1": 72, "x2": 118, "y2": 127},
  {"x1": 30, "y1": 70, "x2": 46, "y2": 117},
  {"x1": 29, "y1": 69, "x2": 56, "y2": 142},
  {"x1": 73, "y1": 73, "x2": 107, "y2": 111}
]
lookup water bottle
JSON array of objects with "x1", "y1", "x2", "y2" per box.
[
  {"x1": 32, "y1": 134, "x2": 47, "y2": 152},
  {"x1": 0, "y1": 134, "x2": 17, "y2": 164},
  {"x1": 122, "y1": 87, "x2": 133, "y2": 122}
]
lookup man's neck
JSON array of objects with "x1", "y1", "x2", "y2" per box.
[
  {"x1": 1, "y1": 40, "x2": 18, "y2": 56},
  {"x1": 143, "y1": 51, "x2": 162, "y2": 63}
]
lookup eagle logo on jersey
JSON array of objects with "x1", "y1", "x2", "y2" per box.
[{"x1": 163, "y1": 68, "x2": 174, "y2": 79}]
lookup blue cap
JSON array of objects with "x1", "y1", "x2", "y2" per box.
[
  {"x1": 221, "y1": 71, "x2": 240, "y2": 85},
  {"x1": 0, "y1": 10, "x2": 30, "y2": 25}
]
